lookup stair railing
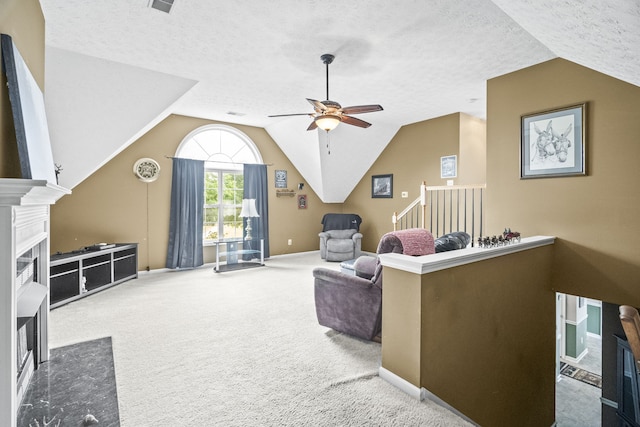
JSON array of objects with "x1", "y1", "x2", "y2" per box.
[{"x1": 393, "y1": 182, "x2": 486, "y2": 247}]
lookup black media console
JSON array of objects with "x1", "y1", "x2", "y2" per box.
[{"x1": 49, "y1": 243, "x2": 138, "y2": 308}]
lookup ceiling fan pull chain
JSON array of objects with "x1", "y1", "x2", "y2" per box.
[{"x1": 326, "y1": 131, "x2": 331, "y2": 155}]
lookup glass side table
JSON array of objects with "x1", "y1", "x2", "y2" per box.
[{"x1": 212, "y1": 238, "x2": 264, "y2": 273}]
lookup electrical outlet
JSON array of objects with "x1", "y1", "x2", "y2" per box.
[{"x1": 287, "y1": 239, "x2": 292, "y2": 246}]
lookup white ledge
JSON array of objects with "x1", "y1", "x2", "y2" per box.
[
  {"x1": 379, "y1": 235, "x2": 556, "y2": 274},
  {"x1": 0, "y1": 178, "x2": 70, "y2": 206}
]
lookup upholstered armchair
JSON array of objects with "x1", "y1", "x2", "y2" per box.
[
  {"x1": 313, "y1": 228, "x2": 435, "y2": 341},
  {"x1": 319, "y1": 229, "x2": 363, "y2": 262}
]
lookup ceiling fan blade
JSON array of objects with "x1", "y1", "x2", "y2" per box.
[
  {"x1": 307, "y1": 98, "x2": 327, "y2": 112},
  {"x1": 268, "y1": 113, "x2": 312, "y2": 118},
  {"x1": 341, "y1": 115, "x2": 372, "y2": 128},
  {"x1": 307, "y1": 120, "x2": 318, "y2": 131},
  {"x1": 341, "y1": 104, "x2": 384, "y2": 115}
]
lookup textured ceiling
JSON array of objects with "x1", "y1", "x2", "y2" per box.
[{"x1": 39, "y1": 0, "x2": 640, "y2": 200}]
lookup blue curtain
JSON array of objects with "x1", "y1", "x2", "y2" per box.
[
  {"x1": 243, "y1": 164, "x2": 270, "y2": 258},
  {"x1": 166, "y1": 158, "x2": 205, "y2": 269}
]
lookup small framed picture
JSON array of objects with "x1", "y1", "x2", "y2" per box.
[
  {"x1": 440, "y1": 155, "x2": 457, "y2": 179},
  {"x1": 275, "y1": 169, "x2": 287, "y2": 188},
  {"x1": 521, "y1": 103, "x2": 586, "y2": 179},
  {"x1": 372, "y1": 174, "x2": 393, "y2": 198},
  {"x1": 297, "y1": 194, "x2": 307, "y2": 209}
]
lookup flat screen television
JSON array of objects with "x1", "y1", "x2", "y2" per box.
[{"x1": 1, "y1": 33, "x2": 57, "y2": 184}]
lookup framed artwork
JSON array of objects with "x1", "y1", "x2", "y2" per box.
[
  {"x1": 297, "y1": 194, "x2": 307, "y2": 209},
  {"x1": 1, "y1": 34, "x2": 57, "y2": 184},
  {"x1": 275, "y1": 169, "x2": 287, "y2": 188},
  {"x1": 440, "y1": 155, "x2": 457, "y2": 179},
  {"x1": 521, "y1": 103, "x2": 586, "y2": 179},
  {"x1": 372, "y1": 174, "x2": 393, "y2": 198}
]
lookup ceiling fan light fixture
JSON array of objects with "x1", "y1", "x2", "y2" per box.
[
  {"x1": 268, "y1": 54, "x2": 382, "y2": 131},
  {"x1": 315, "y1": 115, "x2": 340, "y2": 131}
]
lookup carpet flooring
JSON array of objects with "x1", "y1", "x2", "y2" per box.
[{"x1": 47, "y1": 251, "x2": 473, "y2": 426}]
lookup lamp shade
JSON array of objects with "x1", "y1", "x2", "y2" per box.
[
  {"x1": 315, "y1": 115, "x2": 340, "y2": 131},
  {"x1": 239, "y1": 199, "x2": 259, "y2": 218}
]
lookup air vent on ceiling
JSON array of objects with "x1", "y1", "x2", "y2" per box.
[{"x1": 149, "y1": 0, "x2": 174, "y2": 14}]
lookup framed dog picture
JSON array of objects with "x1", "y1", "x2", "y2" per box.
[{"x1": 521, "y1": 103, "x2": 586, "y2": 179}]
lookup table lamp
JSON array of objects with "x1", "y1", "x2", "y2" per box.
[{"x1": 239, "y1": 199, "x2": 259, "y2": 240}]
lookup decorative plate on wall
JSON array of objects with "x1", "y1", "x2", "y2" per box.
[{"x1": 133, "y1": 158, "x2": 160, "y2": 183}]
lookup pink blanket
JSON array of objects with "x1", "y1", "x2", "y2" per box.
[{"x1": 393, "y1": 229, "x2": 435, "y2": 256}]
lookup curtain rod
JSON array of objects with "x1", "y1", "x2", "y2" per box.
[{"x1": 164, "y1": 155, "x2": 272, "y2": 166}]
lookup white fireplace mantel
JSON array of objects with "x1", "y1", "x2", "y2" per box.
[
  {"x1": 0, "y1": 178, "x2": 70, "y2": 427},
  {"x1": 0, "y1": 179, "x2": 70, "y2": 206}
]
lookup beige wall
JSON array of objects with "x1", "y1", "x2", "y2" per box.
[
  {"x1": 343, "y1": 112, "x2": 486, "y2": 252},
  {"x1": 0, "y1": 0, "x2": 45, "y2": 178},
  {"x1": 381, "y1": 245, "x2": 555, "y2": 426},
  {"x1": 458, "y1": 113, "x2": 486, "y2": 185},
  {"x1": 50, "y1": 114, "x2": 342, "y2": 269},
  {"x1": 487, "y1": 58, "x2": 640, "y2": 307},
  {"x1": 420, "y1": 246, "x2": 555, "y2": 425}
]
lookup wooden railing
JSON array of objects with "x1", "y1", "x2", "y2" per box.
[{"x1": 393, "y1": 183, "x2": 486, "y2": 246}]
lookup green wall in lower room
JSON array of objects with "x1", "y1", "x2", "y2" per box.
[
  {"x1": 566, "y1": 323, "x2": 576, "y2": 357},
  {"x1": 587, "y1": 304, "x2": 602, "y2": 336},
  {"x1": 565, "y1": 319, "x2": 588, "y2": 359}
]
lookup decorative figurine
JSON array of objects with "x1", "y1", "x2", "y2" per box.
[{"x1": 477, "y1": 228, "x2": 521, "y2": 248}]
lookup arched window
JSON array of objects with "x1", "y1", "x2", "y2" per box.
[{"x1": 176, "y1": 125, "x2": 262, "y2": 243}]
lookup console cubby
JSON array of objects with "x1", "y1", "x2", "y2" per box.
[
  {"x1": 50, "y1": 244, "x2": 138, "y2": 308},
  {"x1": 114, "y1": 247, "x2": 137, "y2": 282}
]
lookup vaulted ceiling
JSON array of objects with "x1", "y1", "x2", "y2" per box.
[{"x1": 40, "y1": 0, "x2": 640, "y2": 202}]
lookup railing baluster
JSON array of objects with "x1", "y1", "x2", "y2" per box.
[
  {"x1": 464, "y1": 188, "x2": 468, "y2": 235},
  {"x1": 471, "y1": 189, "x2": 476, "y2": 246},
  {"x1": 436, "y1": 190, "x2": 440, "y2": 236},
  {"x1": 479, "y1": 188, "x2": 483, "y2": 239},
  {"x1": 456, "y1": 189, "x2": 460, "y2": 233},
  {"x1": 449, "y1": 189, "x2": 453, "y2": 234},
  {"x1": 430, "y1": 192, "x2": 434, "y2": 232}
]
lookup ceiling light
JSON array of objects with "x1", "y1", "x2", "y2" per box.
[{"x1": 315, "y1": 115, "x2": 340, "y2": 132}]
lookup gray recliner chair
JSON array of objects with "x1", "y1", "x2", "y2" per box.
[{"x1": 319, "y1": 229, "x2": 363, "y2": 262}]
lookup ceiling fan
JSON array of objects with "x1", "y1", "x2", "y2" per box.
[{"x1": 269, "y1": 53, "x2": 383, "y2": 132}]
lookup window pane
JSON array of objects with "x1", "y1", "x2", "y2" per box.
[
  {"x1": 204, "y1": 172, "x2": 218, "y2": 204},
  {"x1": 234, "y1": 174, "x2": 244, "y2": 190},
  {"x1": 178, "y1": 140, "x2": 209, "y2": 160},
  {"x1": 222, "y1": 206, "x2": 243, "y2": 239},
  {"x1": 203, "y1": 207, "x2": 219, "y2": 240},
  {"x1": 222, "y1": 172, "x2": 243, "y2": 204}
]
